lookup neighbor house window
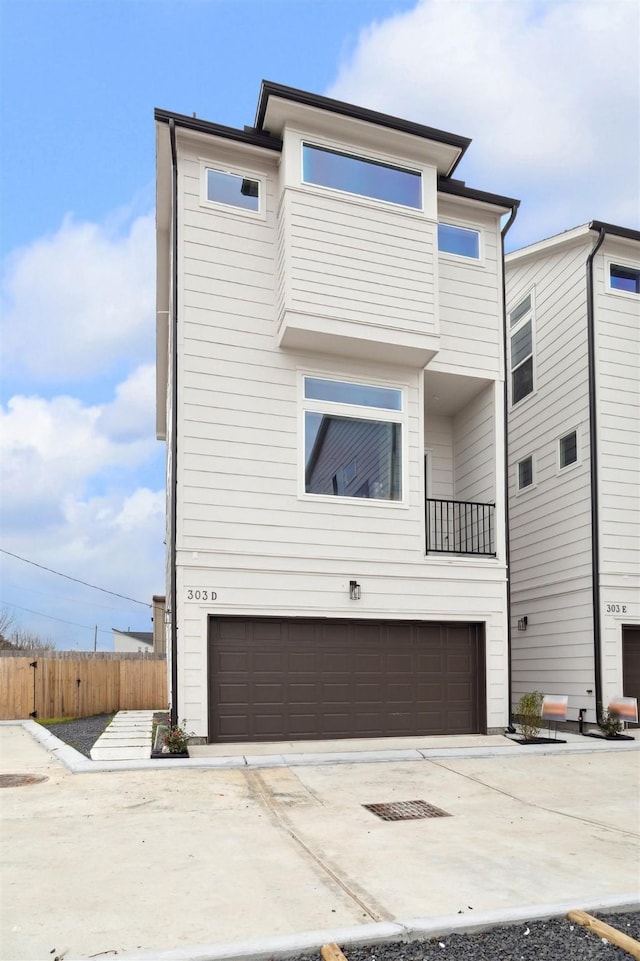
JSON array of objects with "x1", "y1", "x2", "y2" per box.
[
  {"x1": 559, "y1": 430, "x2": 578, "y2": 469},
  {"x1": 205, "y1": 168, "x2": 260, "y2": 212},
  {"x1": 517, "y1": 455, "x2": 534, "y2": 490},
  {"x1": 610, "y1": 264, "x2": 640, "y2": 294},
  {"x1": 302, "y1": 376, "x2": 404, "y2": 501},
  {"x1": 302, "y1": 144, "x2": 422, "y2": 209},
  {"x1": 438, "y1": 223, "x2": 480, "y2": 259},
  {"x1": 509, "y1": 292, "x2": 534, "y2": 405}
]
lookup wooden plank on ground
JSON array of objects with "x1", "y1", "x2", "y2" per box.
[
  {"x1": 567, "y1": 910, "x2": 640, "y2": 960},
  {"x1": 320, "y1": 944, "x2": 349, "y2": 961}
]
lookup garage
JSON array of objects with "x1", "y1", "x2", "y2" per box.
[
  {"x1": 208, "y1": 617, "x2": 485, "y2": 742},
  {"x1": 622, "y1": 626, "x2": 640, "y2": 726}
]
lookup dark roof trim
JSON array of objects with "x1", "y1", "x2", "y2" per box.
[
  {"x1": 155, "y1": 108, "x2": 282, "y2": 152},
  {"x1": 256, "y1": 80, "x2": 471, "y2": 154},
  {"x1": 438, "y1": 176, "x2": 520, "y2": 211},
  {"x1": 589, "y1": 221, "x2": 640, "y2": 243}
]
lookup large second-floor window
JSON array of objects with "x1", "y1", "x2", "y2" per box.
[
  {"x1": 509, "y1": 292, "x2": 534, "y2": 405},
  {"x1": 303, "y1": 376, "x2": 404, "y2": 501},
  {"x1": 302, "y1": 144, "x2": 422, "y2": 209}
]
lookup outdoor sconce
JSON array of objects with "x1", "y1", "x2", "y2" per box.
[
  {"x1": 517, "y1": 616, "x2": 528, "y2": 632},
  {"x1": 349, "y1": 580, "x2": 361, "y2": 601}
]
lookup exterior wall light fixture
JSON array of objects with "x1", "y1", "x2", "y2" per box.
[
  {"x1": 349, "y1": 580, "x2": 361, "y2": 600},
  {"x1": 517, "y1": 616, "x2": 528, "y2": 631}
]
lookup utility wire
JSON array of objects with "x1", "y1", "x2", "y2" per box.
[
  {"x1": 1, "y1": 601, "x2": 113, "y2": 635},
  {"x1": 0, "y1": 549, "x2": 152, "y2": 607}
]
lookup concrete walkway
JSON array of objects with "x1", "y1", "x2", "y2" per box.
[
  {"x1": 0, "y1": 721, "x2": 637, "y2": 961},
  {"x1": 90, "y1": 709, "x2": 156, "y2": 761}
]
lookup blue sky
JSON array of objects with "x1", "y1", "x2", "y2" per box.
[{"x1": 1, "y1": 0, "x2": 638, "y2": 649}]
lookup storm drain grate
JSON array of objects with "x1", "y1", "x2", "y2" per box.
[
  {"x1": 363, "y1": 799, "x2": 451, "y2": 821},
  {"x1": 0, "y1": 774, "x2": 49, "y2": 789}
]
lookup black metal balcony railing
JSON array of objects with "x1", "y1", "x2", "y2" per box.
[{"x1": 426, "y1": 498, "x2": 496, "y2": 556}]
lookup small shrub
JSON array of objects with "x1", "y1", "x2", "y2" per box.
[
  {"x1": 162, "y1": 719, "x2": 192, "y2": 754},
  {"x1": 598, "y1": 707, "x2": 622, "y2": 738},
  {"x1": 516, "y1": 691, "x2": 544, "y2": 740}
]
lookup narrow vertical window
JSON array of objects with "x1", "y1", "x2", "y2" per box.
[
  {"x1": 559, "y1": 431, "x2": 578, "y2": 469},
  {"x1": 509, "y1": 293, "x2": 534, "y2": 405},
  {"x1": 517, "y1": 456, "x2": 533, "y2": 490}
]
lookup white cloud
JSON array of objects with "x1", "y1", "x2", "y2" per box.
[
  {"x1": 327, "y1": 0, "x2": 640, "y2": 244},
  {"x1": 1, "y1": 212, "x2": 154, "y2": 381}
]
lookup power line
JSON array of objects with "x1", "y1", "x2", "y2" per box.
[
  {"x1": 1, "y1": 600, "x2": 113, "y2": 635},
  {"x1": 0, "y1": 549, "x2": 152, "y2": 608}
]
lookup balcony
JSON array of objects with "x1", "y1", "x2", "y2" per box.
[{"x1": 426, "y1": 498, "x2": 496, "y2": 556}]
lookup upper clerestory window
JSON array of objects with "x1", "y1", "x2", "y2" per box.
[
  {"x1": 438, "y1": 223, "x2": 480, "y2": 259},
  {"x1": 302, "y1": 143, "x2": 422, "y2": 209},
  {"x1": 610, "y1": 264, "x2": 640, "y2": 294},
  {"x1": 205, "y1": 168, "x2": 261, "y2": 212}
]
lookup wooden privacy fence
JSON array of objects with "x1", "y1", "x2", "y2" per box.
[{"x1": 0, "y1": 651, "x2": 168, "y2": 720}]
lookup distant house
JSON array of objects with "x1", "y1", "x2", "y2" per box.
[
  {"x1": 112, "y1": 630, "x2": 153, "y2": 655},
  {"x1": 506, "y1": 222, "x2": 640, "y2": 724},
  {"x1": 155, "y1": 81, "x2": 519, "y2": 743}
]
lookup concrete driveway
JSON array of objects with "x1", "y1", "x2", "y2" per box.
[{"x1": 0, "y1": 725, "x2": 638, "y2": 961}]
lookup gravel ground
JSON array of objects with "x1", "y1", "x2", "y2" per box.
[
  {"x1": 288, "y1": 913, "x2": 640, "y2": 960},
  {"x1": 41, "y1": 713, "x2": 114, "y2": 757}
]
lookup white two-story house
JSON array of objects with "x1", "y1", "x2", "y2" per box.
[
  {"x1": 506, "y1": 222, "x2": 640, "y2": 725},
  {"x1": 155, "y1": 81, "x2": 519, "y2": 743}
]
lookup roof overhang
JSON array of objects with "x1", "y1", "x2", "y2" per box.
[
  {"x1": 507, "y1": 221, "x2": 640, "y2": 265},
  {"x1": 255, "y1": 80, "x2": 470, "y2": 177}
]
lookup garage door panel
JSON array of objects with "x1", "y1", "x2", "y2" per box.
[
  {"x1": 209, "y1": 617, "x2": 484, "y2": 742},
  {"x1": 622, "y1": 627, "x2": 640, "y2": 727}
]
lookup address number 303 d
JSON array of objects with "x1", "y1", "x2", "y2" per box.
[{"x1": 186, "y1": 589, "x2": 217, "y2": 601}]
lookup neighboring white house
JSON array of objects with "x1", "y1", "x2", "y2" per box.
[
  {"x1": 155, "y1": 81, "x2": 519, "y2": 742},
  {"x1": 506, "y1": 222, "x2": 640, "y2": 724},
  {"x1": 112, "y1": 630, "x2": 154, "y2": 655}
]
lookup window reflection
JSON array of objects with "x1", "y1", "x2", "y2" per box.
[
  {"x1": 304, "y1": 377, "x2": 402, "y2": 411},
  {"x1": 305, "y1": 413, "x2": 401, "y2": 500},
  {"x1": 207, "y1": 169, "x2": 260, "y2": 211},
  {"x1": 438, "y1": 223, "x2": 480, "y2": 258},
  {"x1": 302, "y1": 144, "x2": 421, "y2": 209}
]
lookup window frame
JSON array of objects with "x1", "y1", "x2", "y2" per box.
[
  {"x1": 199, "y1": 160, "x2": 266, "y2": 220},
  {"x1": 516, "y1": 454, "x2": 535, "y2": 492},
  {"x1": 437, "y1": 221, "x2": 482, "y2": 261},
  {"x1": 508, "y1": 288, "x2": 536, "y2": 408},
  {"x1": 299, "y1": 139, "x2": 425, "y2": 213},
  {"x1": 298, "y1": 370, "x2": 408, "y2": 506},
  {"x1": 607, "y1": 259, "x2": 640, "y2": 297},
  {"x1": 557, "y1": 428, "x2": 581, "y2": 474}
]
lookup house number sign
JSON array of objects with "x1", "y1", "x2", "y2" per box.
[
  {"x1": 605, "y1": 603, "x2": 627, "y2": 614},
  {"x1": 186, "y1": 590, "x2": 217, "y2": 601}
]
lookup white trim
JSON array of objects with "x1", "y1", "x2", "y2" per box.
[
  {"x1": 508, "y1": 286, "x2": 536, "y2": 408},
  {"x1": 556, "y1": 426, "x2": 582, "y2": 474},
  {"x1": 297, "y1": 368, "x2": 409, "y2": 507},
  {"x1": 198, "y1": 159, "x2": 266, "y2": 220},
  {"x1": 515, "y1": 453, "x2": 536, "y2": 493},
  {"x1": 605, "y1": 257, "x2": 640, "y2": 299},
  {"x1": 437, "y1": 219, "x2": 483, "y2": 264},
  {"x1": 297, "y1": 135, "x2": 427, "y2": 215}
]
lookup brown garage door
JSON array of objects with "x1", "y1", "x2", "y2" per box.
[
  {"x1": 208, "y1": 617, "x2": 485, "y2": 743},
  {"x1": 622, "y1": 626, "x2": 640, "y2": 726}
]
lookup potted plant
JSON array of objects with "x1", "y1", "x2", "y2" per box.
[{"x1": 152, "y1": 715, "x2": 192, "y2": 758}]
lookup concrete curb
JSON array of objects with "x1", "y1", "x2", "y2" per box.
[
  {"x1": 73, "y1": 894, "x2": 640, "y2": 961},
  {"x1": 2, "y1": 719, "x2": 639, "y2": 775}
]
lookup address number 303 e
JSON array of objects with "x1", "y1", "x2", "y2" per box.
[{"x1": 186, "y1": 589, "x2": 217, "y2": 601}]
